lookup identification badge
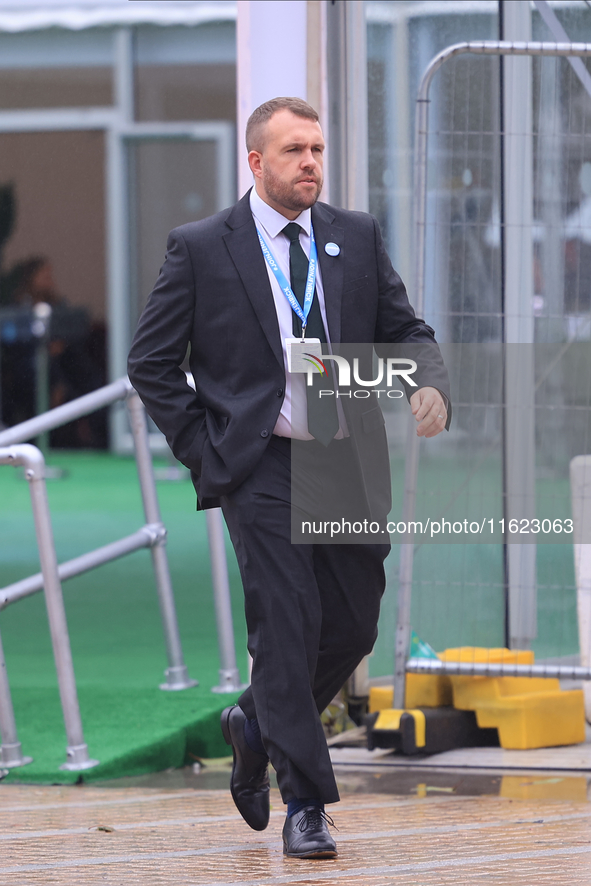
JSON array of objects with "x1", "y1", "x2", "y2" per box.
[{"x1": 286, "y1": 337, "x2": 322, "y2": 373}]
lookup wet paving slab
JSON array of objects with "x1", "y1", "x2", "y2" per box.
[
  {"x1": 330, "y1": 744, "x2": 591, "y2": 801},
  {"x1": 1, "y1": 756, "x2": 591, "y2": 885}
]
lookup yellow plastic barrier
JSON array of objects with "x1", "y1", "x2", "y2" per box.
[
  {"x1": 369, "y1": 674, "x2": 452, "y2": 712},
  {"x1": 442, "y1": 648, "x2": 585, "y2": 749},
  {"x1": 369, "y1": 647, "x2": 586, "y2": 750},
  {"x1": 373, "y1": 708, "x2": 426, "y2": 747}
]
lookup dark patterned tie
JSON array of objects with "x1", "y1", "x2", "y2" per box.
[{"x1": 283, "y1": 223, "x2": 339, "y2": 446}]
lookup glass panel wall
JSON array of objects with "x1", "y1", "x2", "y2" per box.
[
  {"x1": 0, "y1": 29, "x2": 114, "y2": 108},
  {"x1": 135, "y1": 23, "x2": 236, "y2": 122},
  {"x1": 0, "y1": 14, "x2": 237, "y2": 449},
  {"x1": 130, "y1": 139, "x2": 221, "y2": 323},
  {"x1": 130, "y1": 21, "x2": 237, "y2": 327}
]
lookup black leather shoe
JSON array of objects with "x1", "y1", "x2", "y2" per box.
[
  {"x1": 221, "y1": 705, "x2": 270, "y2": 831},
  {"x1": 282, "y1": 806, "x2": 337, "y2": 858}
]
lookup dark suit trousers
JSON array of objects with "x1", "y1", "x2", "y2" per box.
[{"x1": 220, "y1": 435, "x2": 389, "y2": 805}]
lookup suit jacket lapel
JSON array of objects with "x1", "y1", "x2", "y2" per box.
[
  {"x1": 222, "y1": 194, "x2": 345, "y2": 365},
  {"x1": 223, "y1": 194, "x2": 284, "y2": 370},
  {"x1": 312, "y1": 203, "x2": 344, "y2": 343}
]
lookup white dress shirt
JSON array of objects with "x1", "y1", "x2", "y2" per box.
[{"x1": 250, "y1": 187, "x2": 344, "y2": 440}]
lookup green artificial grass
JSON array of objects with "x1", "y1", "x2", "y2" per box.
[
  {"x1": 8, "y1": 687, "x2": 238, "y2": 783},
  {"x1": 0, "y1": 453, "x2": 246, "y2": 783}
]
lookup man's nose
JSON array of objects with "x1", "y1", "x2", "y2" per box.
[{"x1": 300, "y1": 149, "x2": 318, "y2": 169}]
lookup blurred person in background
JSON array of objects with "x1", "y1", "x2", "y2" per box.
[{"x1": 0, "y1": 255, "x2": 106, "y2": 445}]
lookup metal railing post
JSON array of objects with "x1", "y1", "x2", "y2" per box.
[
  {"x1": 33, "y1": 302, "x2": 52, "y2": 454},
  {"x1": 392, "y1": 31, "x2": 436, "y2": 710},
  {"x1": 126, "y1": 392, "x2": 198, "y2": 690},
  {"x1": 0, "y1": 622, "x2": 32, "y2": 769},
  {"x1": 0, "y1": 444, "x2": 99, "y2": 771},
  {"x1": 206, "y1": 508, "x2": 248, "y2": 693}
]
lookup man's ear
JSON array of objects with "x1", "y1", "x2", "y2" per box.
[{"x1": 248, "y1": 150, "x2": 263, "y2": 179}]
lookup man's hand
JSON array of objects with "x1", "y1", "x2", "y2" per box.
[{"x1": 410, "y1": 386, "x2": 447, "y2": 438}]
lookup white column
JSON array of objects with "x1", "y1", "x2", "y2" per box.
[
  {"x1": 307, "y1": 0, "x2": 330, "y2": 201},
  {"x1": 503, "y1": 0, "x2": 534, "y2": 345},
  {"x1": 343, "y1": 0, "x2": 368, "y2": 213},
  {"x1": 571, "y1": 456, "x2": 591, "y2": 722},
  {"x1": 325, "y1": 0, "x2": 368, "y2": 211},
  {"x1": 236, "y1": 0, "x2": 308, "y2": 198},
  {"x1": 501, "y1": 0, "x2": 537, "y2": 649},
  {"x1": 107, "y1": 27, "x2": 133, "y2": 451},
  {"x1": 391, "y1": 10, "x2": 412, "y2": 287}
]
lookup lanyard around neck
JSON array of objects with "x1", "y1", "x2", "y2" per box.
[{"x1": 256, "y1": 224, "x2": 318, "y2": 337}]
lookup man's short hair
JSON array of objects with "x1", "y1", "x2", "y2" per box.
[{"x1": 246, "y1": 97, "x2": 319, "y2": 152}]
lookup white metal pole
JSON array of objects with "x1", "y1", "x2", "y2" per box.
[
  {"x1": 344, "y1": 0, "x2": 369, "y2": 214},
  {"x1": 331, "y1": 0, "x2": 371, "y2": 700},
  {"x1": 33, "y1": 302, "x2": 52, "y2": 453},
  {"x1": 0, "y1": 623, "x2": 32, "y2": 769},
  {"x1": 126, "y1": 393, "x2": 198, "y2": 690},
  {"x1": 0, "y1": 445, "x2": 99, "y2": 771},
  {"x1": 107, "y1": 27, "x2": 134, "y2": 453},
  {"x1": 206, "y1": 509, "x2": 247, "y2": 693},
  {"x1": 393, "y1": 52, "x2": 432, "y2": 711},
  {"x1": 570, "y1": 456, "x2": 591, "y2": 721},
  {"x1": 26, "y1": 454, "x2": 99, "y2": 771},
  {"x1": 501, "y1": 2, "x2": 537, "y2": 650},
  {"x1": 391, "y1": 9, "x2": 413, "y2": 288}
]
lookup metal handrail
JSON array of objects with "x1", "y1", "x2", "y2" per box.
[
  {"x1": 0, "y1": 379, "x2": 198, "y2": 771},
  {"x1": 407, "y1": 658, "x2": 591, "y2": 681},
  {"x1": 0, "y1": 375, "x2": 247, "y2": 770},
  {"x1": 0, "y1": 444, "x2": 99, "y2": 772},
  {"x1": 0, "y1": 526, "x2": 163, "y2": 610},
  {"x1": 0, "y1": 374, "x2": 247, "y2": 690},
  {"x1": 0, "y1": 381, "x2": 197, "y2": 692}
]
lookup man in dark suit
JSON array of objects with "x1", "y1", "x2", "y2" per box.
[{"x1": 128, "y1": 97, "x2": 449, "y2": 859}]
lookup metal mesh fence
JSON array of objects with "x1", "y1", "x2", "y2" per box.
[{"x1": 370, "y1": 42, "x2": 591, "y2": 679}]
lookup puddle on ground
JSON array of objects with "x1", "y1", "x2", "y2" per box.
[{"x1": 95, "y1": 758, "x2": 591, "y2": 803}]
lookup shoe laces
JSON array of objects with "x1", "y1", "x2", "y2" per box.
[{"x1": 296, "y1": 807, "x2": 337, "y2": 833}]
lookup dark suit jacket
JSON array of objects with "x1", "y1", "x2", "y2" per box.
[{"x1": 127, "y1": 190, "x2": 450, "y2": 515}]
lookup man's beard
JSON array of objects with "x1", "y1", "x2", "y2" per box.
[{"x1": 262, "y1": 167, "x2": 322, "y2": 212}]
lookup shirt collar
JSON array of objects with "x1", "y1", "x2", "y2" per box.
[{"x1": 250, "y1": 186, "x2": 311, "y2": 239}]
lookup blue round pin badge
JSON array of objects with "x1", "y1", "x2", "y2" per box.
[{"x1": 325, "y1": 242, "x2": 340, "y2": 257}]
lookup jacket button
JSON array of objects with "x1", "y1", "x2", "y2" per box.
[
  {"x1": 276, "y1": 388, "x2": 284, "y2": 397},
  {"x1": 260, "y1": 429, "x2": 269, "y2": 438}
]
